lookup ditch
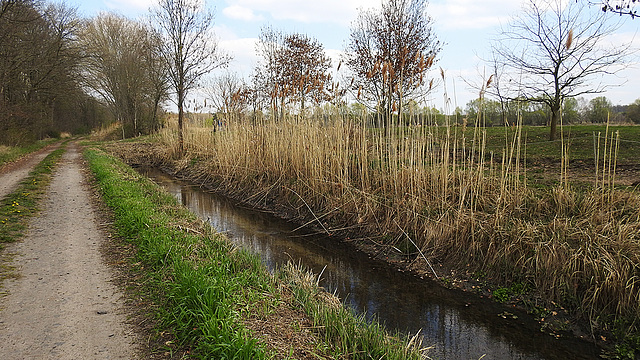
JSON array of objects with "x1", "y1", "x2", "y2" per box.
[{"x1": 137, "y1": 166, "x2": 602, "y2": 360}]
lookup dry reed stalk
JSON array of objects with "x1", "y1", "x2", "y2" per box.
[{"x1": 154, "y1": 104, "x2": 640, "y2": 332}]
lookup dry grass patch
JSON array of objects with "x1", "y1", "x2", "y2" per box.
[
  {"x1": 243, "y1": 291, "x2": 330, "y2": 360},
  {"x1": 106, "y1": 113, "x2": 640, "y2": 353}
]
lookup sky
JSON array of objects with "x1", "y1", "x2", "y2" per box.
[{"x1": 72, "y1": 0, "x2": 640, "y2": 111}]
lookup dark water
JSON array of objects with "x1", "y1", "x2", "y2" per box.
[{"x1": 138, "y1": 167, "x2": 600, "y2": 360}]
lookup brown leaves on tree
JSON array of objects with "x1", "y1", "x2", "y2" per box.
[
  {"x1": 254, "y1": 29, "x2": 333, "y2": 118},
  {"x1": 343, "y1": 0, "x2": 442, "y2": 123}
]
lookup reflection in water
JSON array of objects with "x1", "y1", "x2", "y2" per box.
[{"x1": 140, "y1": 167, "x2": 600, "y2": 360}]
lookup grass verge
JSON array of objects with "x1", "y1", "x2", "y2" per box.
[
  {"x1": 0, "y1": 147, "x2": 65, "y2": 247},
  {"x1": 0, "y1": 146, "x2": 65, "y2": 290},
  {"x1": 85, "y1": 147, "x2": 425, "y2": 359},
  {"x1": 0, "y1": 138, "x2": 59, "y2": 168}
]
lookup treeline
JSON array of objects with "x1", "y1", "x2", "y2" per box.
[
  {"x1": 203, "y1": 0, "x2": 441, "y2": 128},
  {"x1": 3, "y1": 0, "x2": 636, "y2": 145},
  {"x1": 206, "y1": 93, "x2": 640, "y2": 129},
  {"x1": 461, "y1": 96, "x2": 640, "y2": 127},
  {"x1": 1, "y1": 0, "x2": 100, "y2": 144},
  {"x1": 0, "y1": 0, "x2": 168, "y2": 146}
]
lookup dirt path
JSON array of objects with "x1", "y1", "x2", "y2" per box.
[
  {"x1": 0, "y1": 144, "x2": 59, "y2": 200},
  {"x1": 0, "y1": 144, "x2": 135, "y2": 359}
]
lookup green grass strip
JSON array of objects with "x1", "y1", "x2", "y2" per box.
[
  {"x1": 85, "y1": 148, "x2": 270, "y2": 359},
  {"x1": 0, "y1": 147, "x2": 65, "y2": 246},
  {"x1": 85, "y1": 147, "x2": 426, "y2": 359}
]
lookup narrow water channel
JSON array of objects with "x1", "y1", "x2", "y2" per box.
[{"x1": 138, "y1": 166, "x2": 601, "y2": 360}]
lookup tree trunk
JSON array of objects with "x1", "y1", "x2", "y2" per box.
[
  {"x1": 152, "y1": 93, "x2": 161, "y2": 132},
  {"x1": 133, "y1": 102, "x2": 138, "y2": 136},
  {"x1": 177, "y1": 89, "x2": 184, "y2": 154},
  {"x1": 549, "y1": 105, "x2": 560, "y2": 141}
]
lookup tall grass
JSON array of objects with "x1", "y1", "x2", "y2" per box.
[{"x1": 156, "y1": 104, "x2": 640, "y2": 337}]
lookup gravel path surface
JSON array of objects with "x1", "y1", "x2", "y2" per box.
[{"x1": 0, "y1": 144, "x2": 135, "y2": 359}]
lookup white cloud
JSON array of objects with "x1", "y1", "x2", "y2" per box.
[
  {"x1": 223, "y1": 0, "x2": 380, "y2": 25},
  {"x1": 219, "y1": 38, "x2": 258, "y2": 78},
  {"x1": 213, "y1": 24, "x2": 240, "y2": 41},
  {"x1": 604, "y1": 31, "x2": 640, "y2": 50},
  {"x1": 429, "y1": 0, "x2": 525, "y2": 30},
  {"x1": 325, "y1": 48, "x2": 344, "y2": 68},
  {"x1": 221, "y1": 0, "x2": 527, "y2": 29},
  {"x1": 222, "y1": 5, "x2": 264, "y2": 21}
]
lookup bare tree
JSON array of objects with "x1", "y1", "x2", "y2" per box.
[
  {"x1": 487, "y1": 55, "x2": 512, "y2": 127},
  {"x1": 493, "y1": 0, "x2": 631, "y2": 140},
  {"x1": 477, "y1": 51, "x2": 522, "y2": 127},
  {"x1": 204, "y1": 71, "x2": 250, "y2": 123},
  {"x1": 150, "y1": 0, "x2": 230, "y2": 153},
  {"x1": 252, "y1": 26, "x2": 283, "y2": 119},
  {"x1": 0, "y1": 1, "x2": 79, "y2": 104},
  {"x1": 0, "y1": 0, "x2": 87, "y2": 144},
  {"x1": 143, "y1": 26, "x2": 171, "y2": 133},
  {"x1": 344, "y1": 0, "x2": 441, "y2": 124},
  {"x1": 80, "y1": 13, "x2": 168, "y2": 137}
]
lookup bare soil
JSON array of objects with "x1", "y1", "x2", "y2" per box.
[{"x1": 0, "y1": 144, "x2": 136, "y2": 359}]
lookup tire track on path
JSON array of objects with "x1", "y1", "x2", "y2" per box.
[{"x1": 0, "y1": 144, "x2": 135, "y2": 359}]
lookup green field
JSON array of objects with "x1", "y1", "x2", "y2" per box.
[{"x1": 477, "y1": 124, "x2": 640, "y2": 164}]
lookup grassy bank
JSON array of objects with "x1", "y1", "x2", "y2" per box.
[
  {"x1": 0, "y1": 147, "x2": 65, "y2": 247},
  {"x1": 136, "y1": 113, "x2": 640, "y2": 356},
  {"x1": 0, "y1": 138, "x2": 60, "y2": 168},
  {"x1": 85, "y1": 147, "x2": 424, "y2": 359}
]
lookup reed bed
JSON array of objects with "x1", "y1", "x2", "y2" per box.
[{"x1": 157, "y1": 108, "x2": 640, "y2": 335}]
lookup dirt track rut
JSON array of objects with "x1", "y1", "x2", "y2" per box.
[{"x1": 0, "y1": 144, "x2": 135, "y2": 359}]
